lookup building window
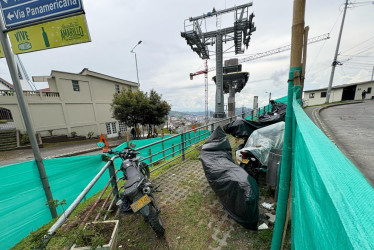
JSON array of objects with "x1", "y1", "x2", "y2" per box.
[
  {"x1": 309, "y1": 93, "x2": 315, "y2": 98},
  {"x1": 119, "y1": 122, "x2": 127, "y2": 132},
  {"x1": 367, "y1": 87, "x2": 372, "y2": 94},
  {"x1": 115, "y1": 84, "x2": 120, "y2": 93},
  {"x1": 106, "y1": 122, "x2": 117, "y2": 135},
  {"x1": 321, "y1": 92, "x2": 327, "y2": 98},
  {"x1": 72, "y1": 80, "x2": 79, "y2": 91}
]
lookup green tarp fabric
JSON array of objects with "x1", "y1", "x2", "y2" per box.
[
  {"x1": 291, "y1": 97, "x2": 374, "y2": 249},
  {"x1": 245, "y1": 96, "x2": 288, "y2": 120},
  {"x1": 0, "y1": 155, "x2": 108, "y2": 249},
  {"x1": 0, "y1": 131, "x2": 210, "y2": 249}
]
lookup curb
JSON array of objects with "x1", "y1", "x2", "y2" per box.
[{"x1": 45, "y1": 142, "x2": 123, "y2": 159}]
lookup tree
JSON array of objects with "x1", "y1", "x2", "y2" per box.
[
  {"x1": 111, "y1": 89, "x2": 148, "y2": 127},
  {"x1": 111, "y1": 89, "x2": 171, "y2": 133},
  {"x1": 143, "y1": 90, "x2": 171, "y2": 133}
]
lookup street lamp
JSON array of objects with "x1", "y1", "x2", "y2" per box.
[
  {"x1": 265, "y1": 91, "x2": 271, "y2": 104},
  {"x1": 130, "y1": 40, "x2": 142, "y2": 85}
]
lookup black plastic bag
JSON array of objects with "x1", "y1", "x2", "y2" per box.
[
  {"x1": 223, "y1": 117, "x2": 281, "y2": 140},
  {"x1": 200, "y1": 126, "x2": 259, "y2": 229}
]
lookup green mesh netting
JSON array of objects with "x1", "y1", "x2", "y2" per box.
[
  {"x1": 291, "y1": 97, "x2": 374, "y2": 248},
  {"x1": 0, "y1": 130, "x2": 210, "y2": 249},
  {"x1": 245, "y1": 96, "x2": 288, "y2": 120}
]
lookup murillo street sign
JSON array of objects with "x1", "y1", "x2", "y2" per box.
[{"x1": 0, "y1": 0, "x2": 83, "y2": 29}]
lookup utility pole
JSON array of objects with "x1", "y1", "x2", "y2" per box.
[
  {"x1": 326, "y1": 0, "x2": 349, "y2": 103},
  {"x1": 0, "y1": 16, "x2": 57, "y2": 218},
  {"x1": 371, "y1": 66, "x2": 374, "y2": 81}
]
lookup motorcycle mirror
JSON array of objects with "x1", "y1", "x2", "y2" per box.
[
  {"x1": 130, "y1": 142, "x2": 136, "y2": 148},
  {"x1": 97, "y1": 142, "x2": 106, "y2": 148}
]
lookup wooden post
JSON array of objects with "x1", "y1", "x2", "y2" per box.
[
  {"x1": 273, "y1": 0, "x2": 306, "y2": 249},
  {"x1": 148, "y1": 148, "x2": 152, "y2": 167},
  {"x1": 162, "y1": 139, "x2": 165, "y2": 160},
  {"x1": 301, "y1": 26, "x2": 309, "y2": 96},
  {"x1": 126, "y1": 131, "x2": 130, "y2": 146}
]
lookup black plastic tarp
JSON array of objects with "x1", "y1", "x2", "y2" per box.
[
  {"x1": 223, "y1": 117, "x2": 282, "y2": 140},
  {"x1": 200, "y1": 126, "x2": 259, "y2": 229}
]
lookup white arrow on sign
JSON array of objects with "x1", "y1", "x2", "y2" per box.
[
  {"x1": 3, "y1": 0, "x2": 8, "y2": 4},
  {"x1": 7, "y1": 12, "x2": 14, "y2": 20}
]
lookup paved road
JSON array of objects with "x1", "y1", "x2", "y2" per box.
[
  {"x1": 0, "y1": 138, "x2": 125, "y2": 166},
  {"x1": 319, "y1": 100, "x2": 374, "y2": 185}
]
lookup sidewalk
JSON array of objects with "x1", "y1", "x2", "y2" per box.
[{"x1": 0, "y1": 137, "x2": 126, "y2": 166}]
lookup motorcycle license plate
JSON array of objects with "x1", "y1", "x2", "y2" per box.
[
  {"x1": 130, "y1": 194, "x2": 151, "y2": 213},
  {"x1": 241, "y1": 158, "x2": 249, "y2": 164}
]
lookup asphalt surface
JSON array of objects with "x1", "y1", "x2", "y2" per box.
[{"x1": 319, "y1": 100, "x2": 374, "y2": 186}]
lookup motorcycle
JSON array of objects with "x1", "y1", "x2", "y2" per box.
[
  {"x1": 236, "y1": 150, "x2": 267, "y2": 181},
  {"x1": 100, "y1": 143, "x2": 165, "y2": 237}
]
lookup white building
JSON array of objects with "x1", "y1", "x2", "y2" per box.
[
  {"x1": 303, "y1": 80, "x2": 374, "y2": 106},
  {"x1": 0, "y1": 68, "x2": 139, "y2": 138}
]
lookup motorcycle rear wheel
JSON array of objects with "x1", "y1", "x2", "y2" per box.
[{"x1": 148, "y1": 204, "x2": 165, "y2": 237}]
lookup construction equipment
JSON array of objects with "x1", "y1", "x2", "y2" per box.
[{"x1": 190, "y1": 33, "x2": 330, "y2": 79}]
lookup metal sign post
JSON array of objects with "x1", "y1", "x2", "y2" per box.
[{"x1": 0, "y1": 21, "x2": 57, "y2": 218}]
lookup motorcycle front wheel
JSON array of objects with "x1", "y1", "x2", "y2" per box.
[{"x1": 148, "y1": 204, "x2": 165, "y2": 237}]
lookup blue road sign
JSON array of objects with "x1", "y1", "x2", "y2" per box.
[{"x1": 0, "y1": 0, "x2": 83, "y2": 29}]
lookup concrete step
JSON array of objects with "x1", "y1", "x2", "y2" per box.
[{"x1": 0, "y1": 130, "x2": 17, "y2": 151}]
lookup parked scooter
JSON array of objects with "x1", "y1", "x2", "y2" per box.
[
  {"x1": 99, "y1": 143, "x2": 165, "y2": 237},
  {"x1": 237, "y1": 150, "x2": 267, "y2": 181}
]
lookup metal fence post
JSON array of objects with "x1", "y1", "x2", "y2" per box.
[
  {"x1": 107, "y1": 161, "x2": 119, "y2": 203},
  {"x1": 211, "y1": 123, "x2": 214, "y2": 132},
  {"x1": 172, "y1": 143, "x2": 175, "y2": 157},
  {"x1": 188, "y1": 132, "x2": 191, "y2": 146},
  {"x1": 181, "y1": 133, "x2": 185, "y2": 161}
]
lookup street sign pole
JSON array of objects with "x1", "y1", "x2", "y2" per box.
[{"x1": 0, "y1": 15, "x2": 57, "y2": 218}]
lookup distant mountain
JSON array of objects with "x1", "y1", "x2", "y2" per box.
[
  {"x1": 169, "y1": 110, "x2": 210, "y2": 117},
  {"x1": 170, "y1": 108, "x2": 252, "y2": 117}
]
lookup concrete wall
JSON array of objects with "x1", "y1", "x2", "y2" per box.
[{"x1": 355, "y1": 82, "x2": 374, "y2": 100}]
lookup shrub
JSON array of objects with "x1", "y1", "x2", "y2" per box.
[
  {"x1": 48, "y1": 130, "x2": 53, "y2": 136},
  {"x1": 87, "y1": 131, "x2": 94, "y2": 139},
  {"x1": 21, "y1": 133, "x2": 30, "y2": 145},
  {"x1": 70, "y1": 131, "x2": 77, "y2": 138}
]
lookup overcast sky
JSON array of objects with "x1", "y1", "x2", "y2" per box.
[{"x1": 1, "y1": 0, "x2": 373, "y2": 111}]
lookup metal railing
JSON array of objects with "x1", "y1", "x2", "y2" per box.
[
  {"x1": 45, "y1": 110, "x2": 254, "y2": 241},
  {"x1": 0, "y1": 89, "x2": 60, "y2": 97},
  {"x1": 0, "y1": 107, "x2": 15, "y2": 130}
]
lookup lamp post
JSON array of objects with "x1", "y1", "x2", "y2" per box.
[
  {"x1": 130, "y1": 40, "x2": 142, "y2": 85},
  {"x1": 266, "y1": 91, "x2": 271, "y2": 104}
]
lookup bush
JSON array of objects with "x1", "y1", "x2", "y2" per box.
[
  {"x1": 70, "y1": 131, "x2": 77, "y2": 138},
  {"x1": 48, "y1": 130, "x2": 53, "y2": 136},
  {"x1": 21, "y1": 133, "x2": 30, "y2": 145},
  {"x1": 87, "y1": 131, "x2": 94, "y2": 139}
]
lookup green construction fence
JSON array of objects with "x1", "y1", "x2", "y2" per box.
[
  {"x1": 244, "y1": 96, "x2": 288, "y2": 120},
  {"x1": 270, "y1": 87, "x2": 374, "y2": 248},
  {"x1": 290, "y1": 94, "x2": 374, "y2": 248},
  {"x1": 0, "y1": 130, "x2": 210, "y2": 249}
]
